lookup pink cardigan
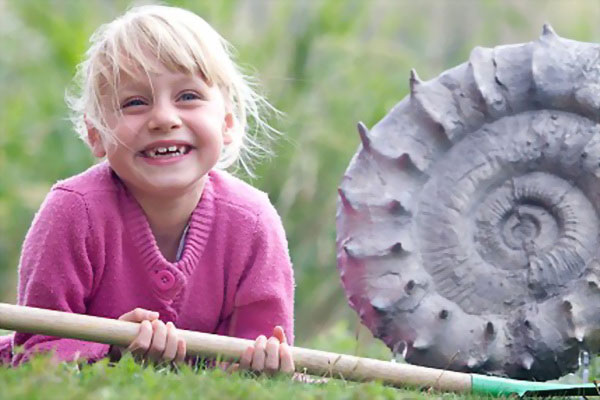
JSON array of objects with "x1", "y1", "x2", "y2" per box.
[{"x1": 0, "y1": 162, "x2": 294, "y2": 365}]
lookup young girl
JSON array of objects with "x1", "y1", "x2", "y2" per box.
[{"x1": 0, "y1": 4, "x2": 295, "y2": 374}]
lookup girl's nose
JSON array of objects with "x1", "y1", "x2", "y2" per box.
[{"x1": 147, "y1": 104, "x2": 182, "y2": 133}]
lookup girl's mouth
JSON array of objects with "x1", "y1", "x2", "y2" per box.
[{"x1": 140, "y1": 145, "x2": 192, "y2": 159}]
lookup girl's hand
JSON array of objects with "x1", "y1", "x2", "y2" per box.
[
  {"x1": 239, "y1": 326, "x2": 294, "y2": 375},
  {"x1": 110, "y1": 308, "x2": 186, "y2": 365}
]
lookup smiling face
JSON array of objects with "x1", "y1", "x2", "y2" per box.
[{"x1": 89, "y1": 65, "x2": 233, "y2": 199}]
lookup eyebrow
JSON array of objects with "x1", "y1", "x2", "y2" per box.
[
  {"x1": 172, "y1": 74, "x2": 208, "y2": 88},
  {"x1": 118, "y1": 82, "x2": 148, "y2": 92},
  {"x1": 118, "y1": 75, "x2": 207, "y2": 94}
]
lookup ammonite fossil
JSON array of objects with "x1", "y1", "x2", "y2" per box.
[{"x1": 336, "y1": 25, "x2": 600, "y2": 381}]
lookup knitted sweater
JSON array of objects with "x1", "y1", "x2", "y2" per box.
[{"x1": 1, "y1": 162, "x2": 294, "y2": 365}]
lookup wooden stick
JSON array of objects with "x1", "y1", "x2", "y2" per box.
[{"x1": 0, "y1": 303, "x2": 472, "y2": 393}]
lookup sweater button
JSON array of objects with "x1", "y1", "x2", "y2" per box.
[{"x1": 155, "y1": 270, "x2": 175, "y2": 291}]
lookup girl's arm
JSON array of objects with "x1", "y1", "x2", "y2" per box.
[
  {"x1": 12, "y1": 188, "x2": 110, "y2": 365},
  {"x1": 216, "y1": 202, "x2": 295, "y2": 345}
]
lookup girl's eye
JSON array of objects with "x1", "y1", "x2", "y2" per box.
[
  {"x1": 121, "y1": 98, "x2": 147, "y2": 108},
  {"x1": 179, "y1": 92, "x2": 201, "y2": 101}
]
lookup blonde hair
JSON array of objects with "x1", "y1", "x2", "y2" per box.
[{"x1": 66, "y1": 4, "x2": 278, "y2": 174}]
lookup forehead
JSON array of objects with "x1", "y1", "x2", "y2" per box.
[
  {"x1": 112, "y1": 43, "x2": 211, "y2": 81},
  {"x1": 116, "y1": 67, "x2": 206, "y2": 90},
  {"x1": 103, "y1": 55, "x2": 215, "y2": 96}
]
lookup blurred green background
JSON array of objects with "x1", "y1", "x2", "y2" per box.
[{"x1": 1, "y1": 0, "x2": 599, "y2": 358}]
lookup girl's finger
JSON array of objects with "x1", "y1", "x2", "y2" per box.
[
  {"x1": 174, "y1": 339, "x2": 187, "y2": 364},
  {"x1": 279, "y1": 342, "x2": 295, "y2": 374},
  {"x1": 162, "y1": 322, "x2": 178, "y2": 362},
  {"x1": 273, "y1": 326, "x2": 287, "y2": 344},
  {"x1": 128, "y1": 319, "x2": 153, "y2": 357},
  {"x1": 250, "y1": 335, "x2": 267, "y2": 371},
  {"x1": 119, "y1": 308, "x2": 159, "y2": 322},
  {"x1": 264, "y1": 337, "x2": 280, "y2": 374},
  {"x1": 146, "y1": 319, "x2": 167, "y2": 362},
  {"x1": 239, "y1": 346, "x2": 254, "y2": 370}
]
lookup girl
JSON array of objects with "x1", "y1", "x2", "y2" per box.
[{"x1": 0, "y1": 4, "x2": 295, "y2": 374}]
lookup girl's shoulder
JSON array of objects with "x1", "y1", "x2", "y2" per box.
[
  {"x1": 209, "y1": 169, "x2": 277, "y2": 219},
  {"x1": 52, "y1": 161, "x2": 120, "y2": 197},
  {"x1": 41, "y1": 162, "x2": 122, "y2": 222},
  {"x1": 28, "y1": 163, "x2": 119, "y2": 238}
]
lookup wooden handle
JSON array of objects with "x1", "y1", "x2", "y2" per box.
[{"x1": 0, "y1": 303, "x2": 471, "y2": 393}]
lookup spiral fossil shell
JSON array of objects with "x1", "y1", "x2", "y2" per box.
[{"x1": 336, "y1": 25, "x2": 600, "y2": 380}]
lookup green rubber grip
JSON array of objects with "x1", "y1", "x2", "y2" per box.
[{"x1": 471, "y1": 374, "x2": 600, "y2": 397}]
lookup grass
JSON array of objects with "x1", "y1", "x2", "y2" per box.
[
  {"x1": 0, "y1": 353, "x2": 485, "y2": 400},
  {"x1": 0, "y1": 324, "x2": 596, "y2": 399},
  {"x1": 0, "y1": 325, "x2": 488, "y2": 400},
  {"x1": 2, "y1": 323, "x2": 597, "y2": 400}
]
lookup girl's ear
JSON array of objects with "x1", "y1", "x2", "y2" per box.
[
  {"x1": 222, "y1": 112, "x2": 235, "y2": 145},
  {"x1": 85, "y1": 116, "x2": 107, "y2": 158}
]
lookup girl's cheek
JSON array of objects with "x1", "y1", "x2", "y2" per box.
[{"x1": 118, "y1": 116, "x2": 147, "y2": 136}]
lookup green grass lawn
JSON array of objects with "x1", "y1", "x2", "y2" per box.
[
  {"x1": 0, "y1": 324, "x2": 593, "y2": 399},
  {"x1": 0, "y1": 354, "x2": 489, "y2": 400},
  {"x1": 0, "y1": 324, "x2": 490, "y2": 400}
]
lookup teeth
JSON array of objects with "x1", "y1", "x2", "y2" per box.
[{"x1": 144, "y1": 145, "x2": 189, "y2": 158}]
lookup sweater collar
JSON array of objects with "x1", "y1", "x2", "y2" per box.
[{"x1": 114, "y1": 167, "x2": 216, "y2": 277}]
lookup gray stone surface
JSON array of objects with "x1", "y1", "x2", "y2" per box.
[{"x1": 336, "y1": 25, "x2": 600, "y2": 380}]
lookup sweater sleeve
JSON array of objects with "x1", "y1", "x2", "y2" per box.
[
  {"x1": 12, "y1": 187, "x2": 109, "y2": 365},
  {"x1": 216, "y1": 203, "x2": 295, "y2": 345}
]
